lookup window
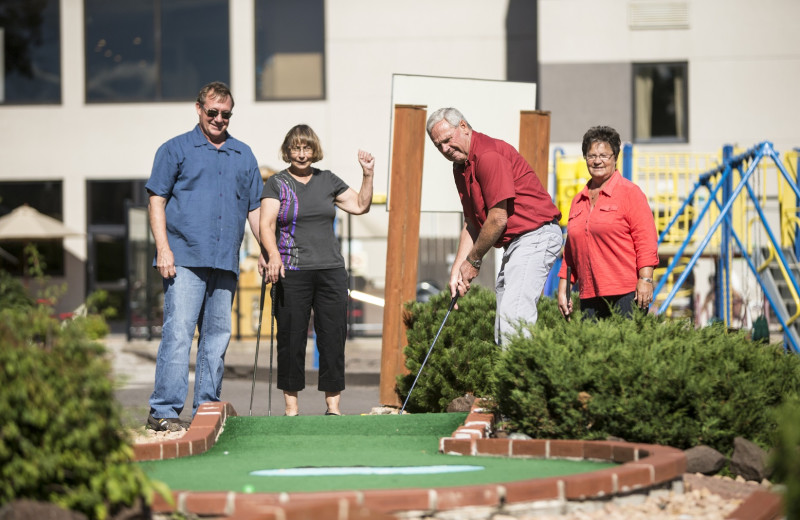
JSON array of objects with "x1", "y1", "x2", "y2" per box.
[
  {"x1": 0, "y1": 0, "x2": 61, "y2": 104},
  {"x1": 85, "y1": 0, "x2": 229, "y2": 102},
  {"x1": 633, "y1": 62, "x2": 688, "y2": 143},
  {"x1": 86, "y1": 179, "x2": 148, "y2": 321},
  {"x1": 0, "y1": 181, "x2": 64, "y2": 276},
  {"x1": 254, "y1": 0, "x2": 325, "y2": 101}
]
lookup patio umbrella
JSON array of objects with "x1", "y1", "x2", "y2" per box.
[{"x1": 0, "y1": 204, "x2": 82, "y2": 241}]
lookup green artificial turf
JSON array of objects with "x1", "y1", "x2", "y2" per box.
[{"x1": 138, "y1": 413, "x2": 615, "y2": 493}]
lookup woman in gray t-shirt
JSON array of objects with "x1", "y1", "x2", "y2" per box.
[{"x1": 260, "y1": 124, "x2": 375, "y2": 416}]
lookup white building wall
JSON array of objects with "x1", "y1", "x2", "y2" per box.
[
  {"x1": 0, "y1": 0, "x2": 513, "y2": 310},
  {"x1": 4, "y1": 0, "x2": 799, "y2": 312},
  {"x1": 539, "y1": 0, "x2": 800, "y2": 154}
]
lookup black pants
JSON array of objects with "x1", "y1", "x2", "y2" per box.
[
  {"x1": 580, "y1": 291, "x2": 636, "y2": 320},
  {"x1": 275, "y1": 268, "x2": 348, "y2": 392}
]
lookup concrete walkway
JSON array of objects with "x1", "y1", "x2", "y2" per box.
[
  {"x1": 120, "y1": 333, "x2": 383, "y2": 387},
  {"x1": 109, "y1": 332, "x2": 387, "y2": 420}
]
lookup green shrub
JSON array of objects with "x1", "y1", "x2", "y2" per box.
[
  {"x1": 0, "y1": 305, "x2": 162, "y2": 519},
  {"x1": 0, "y1": 269, "x2": 34, "y2": 310},
  {"x1": 493, "y1": 308, "x2": 800, "y2": 453},
  {"x1": 770, "y1": 397, "x2": 800, "y2": 518},
  {"x1": 397, "y1": 286, "x2": 497, "y2": 412},
  {"x1": 85, "y1": 290, "x2": 118, "y2": 321},
  {"x1": 71, "y1": 314, "x2": 111, "y2": 341}
]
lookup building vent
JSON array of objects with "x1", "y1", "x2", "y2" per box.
[{"x1": 629, "y1": 1, "x2": 689, "y2": 30}]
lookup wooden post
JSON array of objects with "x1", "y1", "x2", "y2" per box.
[
  {"x1": 379, "y1": 105, "x2": 427, "y2": 407},
  {"x1": 519, "y1": 110, "x2": 551, "y2": 190}
]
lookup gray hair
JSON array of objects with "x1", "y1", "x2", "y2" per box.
[{"x1": 426, "y1": 107, "x2": 471, "y2": 136}]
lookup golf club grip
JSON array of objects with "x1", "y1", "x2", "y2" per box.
[{"x1": 448, "y1": 293, "x2": 459, "y2": 310}]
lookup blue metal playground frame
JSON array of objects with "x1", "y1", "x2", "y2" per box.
[{"x1": 649, "y1": 142, "x2": 800, "y2": 352}]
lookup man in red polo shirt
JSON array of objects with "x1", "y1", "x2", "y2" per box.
[{"x1": 426, "y1": 107, "x2": 562, "y2": 345}]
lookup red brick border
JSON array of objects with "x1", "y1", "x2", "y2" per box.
[
  {"x1": 134, "y1": 401, "x2": 784, "y2": 520},
  {"x1": 133, "y1": 401, "x2": 235, "y2": 461}
]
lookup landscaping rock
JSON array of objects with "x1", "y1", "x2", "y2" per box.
[
  {"x1": 446, "y1": 394, "x2": 476, "y2": 413},
  {"x1": 509, "y1": 432, "x2": 532, "y2": 440},
  {"x1": 685, "y1": 444, "x2": 726, "y2": 475},
  {"x1": 730, "y1": 437, "x2": 772, "y2": 482}
]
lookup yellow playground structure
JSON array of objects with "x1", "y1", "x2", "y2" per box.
[{"x1": 553, "y1": 143, "x2": 800, "y2": 351}]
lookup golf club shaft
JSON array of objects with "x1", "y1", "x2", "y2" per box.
[
  {"x1": 565, "y1": 266, "x2": 572, "y2": 321},
  {"x1": 400, "y1": 293, "x2": 459, "y2": 414},
  {"x1": 268, "y1": 283, "x2": 276, "y2": 417},
  {"x1": 249, "y1": 272, "x2": 267, "y2": 416},
  {"x1": 566, "y1": 266, "x2": 571, "y2": 294}
]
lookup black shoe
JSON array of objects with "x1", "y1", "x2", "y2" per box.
[
  {"x1": 325, "y1": 410, "x2": 341, "y2": 416},
  {"x1": 147, "y1": 414, "x2": 186, "y2": 432}
]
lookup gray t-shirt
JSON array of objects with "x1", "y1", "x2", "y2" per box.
[{"x1": 262, "y1": 168, "x2": 349, "y2": 270}]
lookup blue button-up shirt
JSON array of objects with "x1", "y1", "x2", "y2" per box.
[{"x1": 145, "y1": 125, "x2": 263, "y2": 275}]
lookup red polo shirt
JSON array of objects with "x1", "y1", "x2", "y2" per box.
[
  {"x1": 558, "y1": 171, "x2": 659, "y2": 299},
  {"x1": 453, "y1": 131, "x2": 561, "y2": 247}
]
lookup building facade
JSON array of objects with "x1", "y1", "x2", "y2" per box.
[{"x1": 1, "y1": 0, "x2": 798, "y2": 327}]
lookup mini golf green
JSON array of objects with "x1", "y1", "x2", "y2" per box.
[{"x1": 138, "y1": 413, "x2": 616, "y2": 493}]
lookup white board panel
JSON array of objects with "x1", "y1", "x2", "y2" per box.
[{"x1": 389, "y1": 74, "x2": 537, "y2": 213}]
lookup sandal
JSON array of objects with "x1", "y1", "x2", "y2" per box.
[{"x1": 325, "y1": 410, "x2": 341, "y2": 416}]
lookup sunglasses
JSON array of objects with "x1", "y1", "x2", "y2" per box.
[{"x1": 200, "y1": 104, "x2": 233, "y2": 119}]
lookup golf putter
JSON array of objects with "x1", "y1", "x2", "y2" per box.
[
  {"x1": 249, "y1": 272, "x2": 268, "y2": 416},
  {"x1": 565, "y1": 266, "x2": 572, "y2": 321},
  {"x1": 267, "y1": 283, "x2": 276, "y2": 417},
  {"x1": 400, "y1": 293, "x2": 459, "y2": 415}
]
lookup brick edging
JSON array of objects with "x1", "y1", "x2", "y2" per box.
[
  {"x1": 133, "y1": 401, "x2": 235, "y2": 462},
  {"x1": 726, "y1": 489, "x2": 783, "y2": 520},
  {"x1": 134, "y1": 400, "x2": 784, "y2": 520}
]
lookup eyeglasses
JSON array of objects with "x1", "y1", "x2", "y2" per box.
[
  {"x1": 290, "y1": 145, "x2": 313, "y2": 155},
  {"x1": 585, "y1": 154, "x2": 614, "y2": 162},
  {"x1": 200, "y1": 104, "x2": 233, "y2": 119}
]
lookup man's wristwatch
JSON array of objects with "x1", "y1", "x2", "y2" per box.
[{"x1": 467, "y1": 257, "x2": 482, "y2": 269}]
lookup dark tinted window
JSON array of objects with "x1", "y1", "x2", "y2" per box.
[
  {"x1": 0, "y1": 0, "x2": 61, "y2": 104},
  {"x1": 633, "y1": 62, "x2": 688, "y2": 143},
  {"x1": 86, "y1": 179, "x2": 148, "y2": 320},
  {"x1": 85, "y1": 0, "x2": 229, "y2": 102},
  {"x1": 254, "y1": 0, "x2": 325, "y2": 100},
  {"x1": 87, "y1": 179, "x2": 148, "y2": 225}
]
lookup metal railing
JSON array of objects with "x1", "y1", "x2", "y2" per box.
[{"x1": 554, "y1": 142, "x2": 800, "y2": 350}]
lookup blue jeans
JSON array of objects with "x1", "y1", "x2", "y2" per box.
[
  {"x1": 495, "y1": 222, "x2": 563, "y2": 345},
  {"x1": 149, "y1": 266, "x2": 236, "y2": 418}
]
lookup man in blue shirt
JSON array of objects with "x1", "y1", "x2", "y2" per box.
[{"x1": 145, "y1": 81, "x2": 265, "y2": 431}]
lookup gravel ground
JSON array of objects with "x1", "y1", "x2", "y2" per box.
[
  {"x1": 496, "y1": 475, "x2": 761, "y2": 520},
  {"x1": 129, "y1": 427, "x2": 186, "y2": 444}
]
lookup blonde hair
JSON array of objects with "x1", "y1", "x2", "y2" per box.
[{"x1": 280, "y1": 124, "x2": 324, "y2": 163}]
